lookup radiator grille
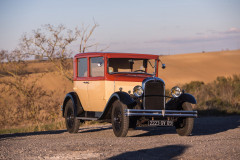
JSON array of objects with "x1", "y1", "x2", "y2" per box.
[{"x1": 143, "y1": 80, "x2": 165, "y2": 110}]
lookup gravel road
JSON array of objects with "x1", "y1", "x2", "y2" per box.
[{"x1": 0, "y1": 116, "x2": 239, "y2": 160}]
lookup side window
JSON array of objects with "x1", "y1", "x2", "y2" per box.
[
  {"x1": 78, "y1": 58, "x2": 88, "y2": 77},
  {"x1": 90, "y1": 57, "x2": 104, "y2": 77}
]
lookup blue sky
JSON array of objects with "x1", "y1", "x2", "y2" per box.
[{"x1": 0, "y1": 0, "x2": 240, "y2": 55}]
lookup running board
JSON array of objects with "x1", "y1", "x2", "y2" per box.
[
  {"x1": 76, "y1": 117, "x2": 98, "y2": 121},
  {"x1": 125, "y1": 109, "x2": 198, "y2": 118}
]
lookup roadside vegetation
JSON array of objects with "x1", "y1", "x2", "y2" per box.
[
  {"x1": 1, "y1": 73, "x2": 239, "y2": 134},
  {"x1": 181, "y1": 75, "x2": 240, "y2": 116}
]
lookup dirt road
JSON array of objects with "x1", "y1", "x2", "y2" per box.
[{"x1": 0, "y1": 116, "x2": 239, "y2": 160}]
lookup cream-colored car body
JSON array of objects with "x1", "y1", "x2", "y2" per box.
[{"x1": 73, "y1": 80, "x2": 141, "y2": 112}]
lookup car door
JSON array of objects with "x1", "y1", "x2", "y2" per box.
[
  {"x1": 87, "y1": 56, "x2": 106, "y2": 112},
  {"x1": 73, "y1": 57, "x2": 89, "y2": 109}
]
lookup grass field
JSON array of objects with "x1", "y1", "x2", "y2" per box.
[{"x1": 160, "y1": 50, "x2": 240, "y2": 88}]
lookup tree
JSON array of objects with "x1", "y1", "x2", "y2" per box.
[
  {"x1": 1, "y1": 49, "x2": 33, "y2": 77},
  {"x1": 0, "y1": 23, "x2": 103, "y2": 128},
  {"x1": 20, "y1": 23, "x2": 99, "y2": 81}
]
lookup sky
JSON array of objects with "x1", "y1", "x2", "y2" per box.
[{"x1": 0, "y1": 0, "x2": 240, "y2": 55}]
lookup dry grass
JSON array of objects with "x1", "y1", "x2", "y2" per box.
[{"x1": 0, "y1": 71, "x2": 72, "y2": 130}]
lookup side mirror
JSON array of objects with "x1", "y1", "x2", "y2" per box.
[{"x1": 162, "y1": 64, "x2": 166, "y2": 69}]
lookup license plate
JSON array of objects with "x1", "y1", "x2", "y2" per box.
[{"x1": 148, "y1": 120, "x2": 174, "y2": 126}]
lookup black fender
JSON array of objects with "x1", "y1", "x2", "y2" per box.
[
  {"x1": 99, "y1": 91, "x2": 137, "y2": 120},
  {"x1": 166, "y1": 93, "x2": 196, "y2": 110},
  {"x1": 62, "y1": 92, "x2": 83, "y2": 117},
  {"x1": 179, "y1": 93, "x2": 197, "y2": 104}
]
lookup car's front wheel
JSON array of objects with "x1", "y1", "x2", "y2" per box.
[
  {"x1": 64, "y1": 100, "x2": 80, "y2": 133},
  {"x1": 175, "y1": 102, "x2": 194, "y2": 136},
  {"x1": 111, "y1": 100, "x2": 129, "y2": 137}
]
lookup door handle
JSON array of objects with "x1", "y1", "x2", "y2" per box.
[{"x1": 83, "y1": 81, "x2": 89, "y2": 84}]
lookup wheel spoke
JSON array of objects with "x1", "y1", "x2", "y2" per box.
[
  {"x1": 111, "y1": 100, "x2": 129, "y2": 137},
  {"x1": 114, "y1": 110, "x2": 122, "y2": 131},
  {"x1": 64, "y1": 100, "x2": 81, "y2": 133},
  {"x1": 67, "y1": 108, "x2": 74, "y2": 128}
]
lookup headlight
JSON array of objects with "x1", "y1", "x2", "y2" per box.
[
  {"x1": 171, "y1": 86, "x2": 182, "y2": 98},
  {"x1": 133, "y1": 85, "x2": 143, "y2": 97}
]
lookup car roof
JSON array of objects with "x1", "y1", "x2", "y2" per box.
[{"x1": 74, "y1": 52, "x2": 159, "y2": 59}]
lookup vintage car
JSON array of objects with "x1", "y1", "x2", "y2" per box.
[{"x1": 62, "y1": 52, "x2": 197, "y2": 137}]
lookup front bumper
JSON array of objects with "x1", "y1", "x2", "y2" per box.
[{"x1": 125, "y1": 109, "x2": 198, "y2": 118}]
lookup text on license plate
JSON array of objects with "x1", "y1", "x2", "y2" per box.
[{"x1": 148, "y1": 120, "x2": 174, "y2": 126}]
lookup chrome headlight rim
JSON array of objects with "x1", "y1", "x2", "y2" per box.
[
  {"x1": 171, "y1": 86, "x2": 182, "y2": 98},
  {"x1": 133, "y1": 85, "x2": 143, "y2": 97}
]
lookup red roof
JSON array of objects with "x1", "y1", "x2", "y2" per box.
[{"x1": 74, "y1": 52, "x2": 159, "y2": 59}]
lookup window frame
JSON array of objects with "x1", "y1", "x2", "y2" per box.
[{"x1": 74, "y1": 55, "x2": 106, "y2": 81}]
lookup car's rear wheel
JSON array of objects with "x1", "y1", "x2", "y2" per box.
[
  {"x1": 111, "y1": 100, "x2": 129, "y2": 137},
  {"x1": 64, "y1": 100, "x2": 80, "y2": 133},
  {"x1": 175, "y1": 102, "x2": 194, "y2": 136}
]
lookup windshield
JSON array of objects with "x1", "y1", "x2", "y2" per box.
[{"x1": 108, "y1": 58, "x2": 157, "y2": 75}]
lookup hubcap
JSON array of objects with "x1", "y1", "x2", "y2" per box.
[{"x1": 114, "y1": 109, "x2": 122, "y2": 131}]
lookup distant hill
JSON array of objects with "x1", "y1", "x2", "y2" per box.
[{"x1": 159, "y1": 50, "x2": 240, "y2": 88}]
